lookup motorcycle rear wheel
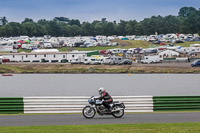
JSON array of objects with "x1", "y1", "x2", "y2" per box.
[
  {"x1": 112, "y1": 106, "x2": 124, "y2": 118},
  {"x1": 82, "y1": 106, "x2": 96, "y2": 119}
]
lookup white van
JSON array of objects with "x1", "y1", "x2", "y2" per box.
[{"x1": 141, "y1": 56, "x2": 161, "y2": 64}]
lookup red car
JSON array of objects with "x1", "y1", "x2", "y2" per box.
[
  {"x1": 2, "y1": 59, "x2": 10, "y2": 63},
  {"x1": 99, "y1": 50, "x2": 106, "y2": 55}
]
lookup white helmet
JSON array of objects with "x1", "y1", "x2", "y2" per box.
[{"x1": 98, "y1": 87, "x2": 105, "y2": 95}]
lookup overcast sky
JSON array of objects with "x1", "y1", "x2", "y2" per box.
[{"x1": 0, "y1": 0, "x2": 199, "y2": 23}]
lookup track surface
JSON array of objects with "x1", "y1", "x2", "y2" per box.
[{"x1": 0, "y1": 112, "x2": 200, "y2": 126}]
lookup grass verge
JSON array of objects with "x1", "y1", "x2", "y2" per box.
[
  {"x1": 1, "y1": 64, "x2": 200, "y2": 74},
  {"x1": 0, "y1": 123, "x2": 200, "y2": 133}
]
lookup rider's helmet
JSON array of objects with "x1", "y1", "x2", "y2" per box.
[{"x1": 98, "y1": 87, "x2": 105, "y2": 95}]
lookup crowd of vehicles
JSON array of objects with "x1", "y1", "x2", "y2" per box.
[{"x1": 70, "y1": 56, "x2": 133, "y2": 65}]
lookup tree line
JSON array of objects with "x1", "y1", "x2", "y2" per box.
[{"x1": 0, "y1": 7, "x2": 200, "y2": 37}]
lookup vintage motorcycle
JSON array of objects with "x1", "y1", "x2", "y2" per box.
[{"x1": 82, "y1": 96, "x2": 125, "y2": 119}]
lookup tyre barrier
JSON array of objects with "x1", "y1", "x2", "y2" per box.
[{"x1": 0, "y1": 96, "x2": 199, "y2": 114}]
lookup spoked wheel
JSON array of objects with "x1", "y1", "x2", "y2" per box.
[
  {"x1": 82, "y1": 106, "x2": 96, "y2": 119},
  {"x1": 112, "y1": 105, "x2": 124, "y2": 118}
]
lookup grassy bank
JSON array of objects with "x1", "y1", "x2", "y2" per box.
[
  {"x1": 0, "y1": 64, "x2": 200, "y2": 74},
  {"x1": 0, "y1": 123, "x2": 200, "y2": 133}
]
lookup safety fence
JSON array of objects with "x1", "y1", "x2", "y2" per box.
[
  {"x1": 23, "y1": 96, "x2": 153, "y2": 113},
  {"x1": 0, "y1": 97, "x2": 23, "y2": 114},
  {"x1": 153, "y1": 96, "x2": 200, "y2": 111},
  {"x1": 0, "y1": 96, "x2": 200, "y2": 114}
]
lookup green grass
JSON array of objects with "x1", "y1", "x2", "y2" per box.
[
  {"x1": 0, "y1": 123, "x2": 200, "y2": 133},
  {"x1": 174, "y1": 41, "x2": 200, "y2": 47},
  {"x1": 75, "y1": 46, "x2": 116, "y2": 51},
  {"x1": 0, "y1": 65, "x2": 25, "y2": 73},
  {"x1": 17, "y1": 48, "x2": 32, "y2": 53}
]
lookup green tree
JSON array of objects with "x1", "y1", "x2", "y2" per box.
[
  {"x1": 125, "y1": 20, "x2": 138, "y2": 35},
  {"x1": 21, "y1": 22, "x2": 37, "y2": 36},
  {"x1": 94, "y1": 23, "x2": 103, "y2": 35},
  {"x1": 117, "y1": 20, "x2": 127, "y2": 35},
  {"x1": 22, "y1": 18, "x2": 34, "y2": 23},
  {"x1": 7, "y1": 22, "x2": 22, "y2": 36},
  {"x1": 71, "y1": 25, "x2": 80, "y2": 36},
  {"x1": 81, "y1": 22, "x2": 95, "y2": 36},
  {"x1": 0, "y1": 16, "x2": 8, "y2": 26},
  {"x1": 69, "y1": 19, "x2": 81, "y2": 27},
  {"x1": 178, "y1": 7, "x2": 198, "y2": 17},
  {"x1": 54, "y1": 17, "x2": 70, "y2": 23}
]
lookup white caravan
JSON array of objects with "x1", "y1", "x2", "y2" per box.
[{"x1": 141, "y1": 56, "x2": 161, "y2": 64}]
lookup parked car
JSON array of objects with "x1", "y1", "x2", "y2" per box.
[
  {"x1": 2, "y1": 58, "x2": 10, "y2": 63},
  {"x1": 191, "y1": 59, "x2": 200, "y2": 67},
  {"x1": 118, "y1": 59, "x2": 133, "y2": 65},
  {"x1": 70, "y1": 58, "x2": 81, "y2": 64},
  {"x1": 99, "y1": 50, "x2": 106, "y2": 55}
]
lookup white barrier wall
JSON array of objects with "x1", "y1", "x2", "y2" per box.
[{"x1": 23, "y1": 96, "x2": 153, "y2": 113}]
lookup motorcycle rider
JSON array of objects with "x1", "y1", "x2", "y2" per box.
[{"x1": 97, "y1": 87, "x2": 113, "y2": 111}]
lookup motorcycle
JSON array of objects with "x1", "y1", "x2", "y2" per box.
[{"x1": 82, "y1": 96, "x2": 125, "y2": 119}]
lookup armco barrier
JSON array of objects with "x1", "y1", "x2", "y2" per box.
[
  {"x1": 23, "y1": 96, "x2": 153, "y2": 113},
  {"x1": 153, "y1": 96, "x2": 200, "y2": 111},
  {"x1": 0, "y1": 97, "x2": 24, "y2": 114}
]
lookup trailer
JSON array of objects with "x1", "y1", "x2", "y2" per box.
[{"x1": 141, "y1": 56, "x2": 161, "y2": 64}]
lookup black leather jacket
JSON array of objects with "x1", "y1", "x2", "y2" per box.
[{"x1": 98, "y1": 91, "x2": 113, "y2": 103}]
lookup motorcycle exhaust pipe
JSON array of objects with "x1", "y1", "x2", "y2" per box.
[{"x1": 112, "y1": 108, "x2": 124, "y2": 112}]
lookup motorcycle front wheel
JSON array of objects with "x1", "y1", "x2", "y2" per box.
[
  {"x1": 112, "y1": 105, "x2": 124, "y2": 118},
  {"x1": 82, "y1": 106, "x2": 96, "y2": 119}
]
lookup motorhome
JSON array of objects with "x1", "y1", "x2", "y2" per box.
[
  {"x1": 102, "y1": 57, "x2": 111, "y2": 64},
  {"x1": 43, "y1": 42, "x2": 53, "y2": 48},
  {"x1": 83, "y1": 57, "x2": 100, "y2": 65},
  {"x1": 110, "y1": 56, "x2": 123, "y2": 65},
  {"x1": 21, "y1": 44, "x2": 38, "y2": 50},
  {"x1": 141, "y1": 56, "x2": 161, "y2": 64}
]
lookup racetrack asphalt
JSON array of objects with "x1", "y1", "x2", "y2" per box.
[{"x1": 0, "y1": 112, "x2": 200, "y2": 126}]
